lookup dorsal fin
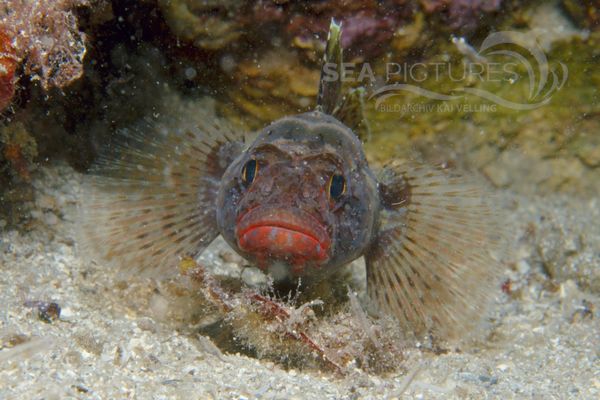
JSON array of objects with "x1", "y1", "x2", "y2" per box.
[
  {"x1": 316, "y1": 19, "x2": 343, "y2": 114},
  {"x1": 316, "y1": 19, "x2": 372, "y2": 143},
  {"x1": 332, "y1": 87, "x2": 372, "y2": 142}
]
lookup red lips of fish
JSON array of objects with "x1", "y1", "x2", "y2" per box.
[{"x1": 236, "y1": 208, "x2": 331, "y2": 269}]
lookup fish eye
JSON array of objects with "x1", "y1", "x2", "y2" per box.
[
  {"x1": 328, "y1": 174, "x2": 346, "y2": 200},
  {"x1": 241, "y1": 159, "x2": 258, "y2": 185}
]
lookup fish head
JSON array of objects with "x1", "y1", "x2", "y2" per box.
[{"x1": 217, "y1": 111, "x2": 379, "y2": 279}]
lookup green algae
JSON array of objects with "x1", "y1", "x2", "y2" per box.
[{"x1": 362, "y1": 31, "x2": 600, "y2": 197}]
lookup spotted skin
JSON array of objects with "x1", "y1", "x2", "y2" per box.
[{"x1": 216, "y1": 112, "x2": 378, "y2": 279}]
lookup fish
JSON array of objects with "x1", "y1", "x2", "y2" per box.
[
  {"x1": 79, "y1": 20, "x2": 502, "y2": 340},
  {"x1": 451, "y1": 35, "x2": 488, "y2": 64}
]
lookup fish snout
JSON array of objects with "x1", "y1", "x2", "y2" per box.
[{"x1": 263, "y1": 166, "x2": 328, "y2": 204}]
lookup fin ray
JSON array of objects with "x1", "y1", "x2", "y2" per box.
[
  {"x1": 366, "y1": 161, "x2": 504, "y2": 340},
  {"x1": 317, "y1": 19, "x2": 343, "y2": 114},
  {"x1": 78, "y1": 114, "x2": 244, "y2": 277},
  {"x1": 332, "y1": 87, "x2": 372, "y2": 142}
]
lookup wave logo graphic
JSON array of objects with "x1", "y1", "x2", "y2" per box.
[{"x1": 370, "y1": 31, "x2": 568, "y2": 111}]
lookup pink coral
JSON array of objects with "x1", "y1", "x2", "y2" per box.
[
  {"x1": 0, "y1": 0, "x2": 89, "y2": 91},
  {"x1": 420, "y1": 0, "x2": 503, "y2": 30}
]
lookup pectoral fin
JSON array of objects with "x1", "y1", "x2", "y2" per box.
[
  {"x1": 78, "y1": 111, "x2": 244, "y2": 277},
  {"x1": 366, "y1": 161, "x2": 503, "y2": 340}
]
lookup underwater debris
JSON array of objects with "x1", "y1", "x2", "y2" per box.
[
  {"x1": 501, "y1": 279, "x2": 513, "y2": 295},
  {"x1": 180, "y1": 257, "x2": 343, "y2": 373},
  {"x1": 0, "y1": 332, "x2": 29, "y2": 349},
  {"x1": 570, "y1": 299, "x2": 595, "y2": 323},
  {"x1": 246, "y1": 293, "x2": 344, "y2": 373},
  {"x1": 180, "y1": 257, "x2": 342, "y2": 373},
  {"x1": 0, "y1": 0, "x2": 91, "y2": 92},
  {"x1": 24, "y1": 300, "x2": 62, "y2": 323},
  {"x1": 180, "y1": 257, "x2": 406, "y2": 374}
]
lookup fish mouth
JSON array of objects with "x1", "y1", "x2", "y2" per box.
[{"x1": 236, "y1": 207, "x2": 331, "y2": 268}]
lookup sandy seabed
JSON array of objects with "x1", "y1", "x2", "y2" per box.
[{"x1": 0, "y1": 163, "x2": 598, "y2": 400}]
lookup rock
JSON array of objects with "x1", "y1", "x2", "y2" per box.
[
  {"x1": 0, "y1": 29, "x2": 17, "y2": 111},
  {"x1": 527, "y1": 2, "x2": 589, "y2": 51},
  {"x1": 43, "y1": 212, "x2": 59, "y2": 226},
  {"x1": 482, "y1": 150, "x2": 524, "y2": 188},
  {"x1": 240, "y1": 267, "x2": 268, "y2": 289},
  {"x1": 561, "y1": 0, "x2": 600, "y2": 31},
  {"x1": 223, "y1": 49, "x2": 319, "y2": 125},
  {"x1": 534, "y1": 198, "x2": 600, "y2": 293},
  {"x1": 578, "y1": 146, "x2": 600, "y2": 167}
]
